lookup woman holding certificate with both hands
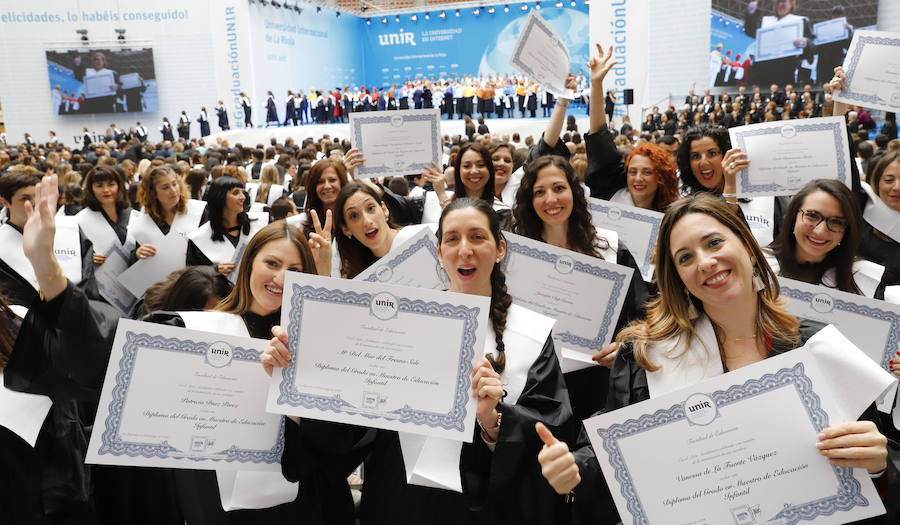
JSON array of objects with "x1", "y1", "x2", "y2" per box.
[
  {"x1": 263, "y1": 198, "x2": 572, "y2": 524},
  {"x1": 535, "y1": 193, "x2": 896, "y2": 524}
]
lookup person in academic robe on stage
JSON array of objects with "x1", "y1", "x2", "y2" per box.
[
  {"x1": 130, "y1": 165, "x2": 206, "y2": 263},
  {"x1": 177, "y1": 111, "x2": 191, "y2": 141},
  {"x1": 536, "y1": 193, "x2": 898, "y2": 524},
  {"x1": 241, "y1": 92, "x2": 253, "y2": 127},
  {"x1": 264, "y1": 91, "x2": 278, "y2": 127},
  {"x1": 198, "y1": 107, "x2": 211, "y2": 137},
  {"x1": 215, "y1": 100, "x2": 230, "y2": 131},
  {"x1": 186, "y1": 176, "x2": 259, "y2": 275},
  {"x1": 0, "y1": 168, "x2": 97, "y2": 307},
  {"x1": 135, "y1": 122, "x2": 148, "y2": 142},
  {"x1": 75, "y1": 165, "x2": 136, "y2": 273},
  {"x1": 512, "y1": 155, "x2": 650, "y2": 420},
  {"x1": 262, "y1": 197, "x2": 572, "y2": 524},
  {"x1": 767, "y1": 177, "x2": 894, "y2": 298},
  {"x1": 160, "y1": 117, "x2": 174, "y2": 142},
  {"x1": 283, "y1": 90, "x2": 295, "y2": 126}
]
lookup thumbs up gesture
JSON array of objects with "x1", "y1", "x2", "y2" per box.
[{"x1": 536, "y1": 422, "x2": 581, "y2": 495}]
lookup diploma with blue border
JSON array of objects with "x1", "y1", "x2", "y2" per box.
[
  {"x1": 834, "y1": 30, "x2": 900, "y2": 113},
  {"x1": 349, "y1": 109, "x2": 442, "y2": 179},
  {"x1": 508, "y1": 11, "x2": 574, "y2": 99},
  {"x1": 85, "y1": 319, "x2": 285, "y2": 471},
  {"x1": 583, "y1": 326, "x2": 893, "y2": 525},
  {"x1": 354, "y1": 227, "x2": 448, "y2": 289},
  {"x1": 267, "y1": 272, "x2": 488, "y2": 440},
  {"x1": 729, "y1": 117, "x2": 850, "y2": 198},
  {"x1": 588, "y1": 198, "x2": 662, "y2": 282},
  {"x1": 502, "y1": 232, "x2": 632, "y2": 373}
]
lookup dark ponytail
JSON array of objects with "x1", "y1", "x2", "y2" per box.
[{"x1": 436, "y1": 197, "x2": 511, "y2": 374}]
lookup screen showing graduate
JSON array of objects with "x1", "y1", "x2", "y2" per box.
[
  {"x1": 708, "y1": 0, "x2": 878, "y2": 89},
  {"x1": 46, "y1": 47, "x2": 159, "y2": 115}
]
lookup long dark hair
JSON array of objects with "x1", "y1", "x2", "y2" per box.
[
  {"x1": 676, "y1": 125, "x2": 731, "y2": 195},
  {"x1": 769, "y1": 179, "x2": 863, "y2": 294},
  {"x1": 205, "y1": 176, "x2": 249, "y2": 241},
  {"x1": 513, "y1": 155, "x2": 607, "y2": 258},
  {"x1": 333, "y1": 182, "x2": 399, "y2": 278},
  {"x1": 436, "y1": 198, "x2": 512, "y2": 374},
  {"x1": 303, "y1": 158, "x2": 347, "y2": 237},
  {"x1": 452, "y1": 143, "x2": 496, "y2": 203}
]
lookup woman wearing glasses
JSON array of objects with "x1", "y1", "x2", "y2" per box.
[{"x1": 764, "y1": 179, "x2": 888, "y2": 299}]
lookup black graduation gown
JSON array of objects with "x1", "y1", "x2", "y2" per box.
[
  {"x1": 185, "y1": 230, "x2": 241, "y2": 267},
  {"x1": 567, "y1": 320, "x2": 900, "y2": 525},
  {"x1": 0, "y1": 224, "x2": 99, "y2": 307}
]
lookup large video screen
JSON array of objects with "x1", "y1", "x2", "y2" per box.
[
  {"x1": 46, "y1": 47, "x2": 158, "y2": 114},
  {"x1": 709, "y1": 0, "x2": 878, "y2": 89}
]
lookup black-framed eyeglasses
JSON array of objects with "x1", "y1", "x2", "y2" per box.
[{"x1": 799, "y1": 209, "x2": 848, "y2": 233}]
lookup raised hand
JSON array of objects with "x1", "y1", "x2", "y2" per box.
[
  {"x1": 343, "y1": 147, "x2": 366, "y2": 178},
  {"x1": 536, "y1": 422, "x2": 581, "y2": 494},
  {"x1": 309, "y1": 208, "x2": 333, "y2": 276},
  {"x1": 23, "y1": 174, "x2": 59, "y2": 265},
  {"x1": 588, "y1": 44, "x2": 618, "y2": 86}
]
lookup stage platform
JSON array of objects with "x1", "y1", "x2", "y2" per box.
[{"x1": 204, "y1": 110, "x2": 591, "y2": 148}]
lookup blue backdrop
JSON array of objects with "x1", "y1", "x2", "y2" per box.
[{"x1": 359, "y1": 6, "x2": 589, "y2": 87}]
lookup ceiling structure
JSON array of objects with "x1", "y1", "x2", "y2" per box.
[{"x1": 252, "y1": 0, "x2": 588, "y2": 18}]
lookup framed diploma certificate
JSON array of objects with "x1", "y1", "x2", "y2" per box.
[
  {"x1": 834, "y1": 30, "x2": 900, "y2": 113},
  {"x1": 267, "y1": 273, "x2": 489, "y2": 441},
  {"x1": 584, "y1": 326, "x2": 893, "y2": 525},
  {"x1": 814, "y1": 17, "x2": 849, "y2": 45},
  {"x1": 84, "y1": 70, "x2": 116, "y2": 98},
  {"x1": 588, "y1": 198, "x2": 662, "y2": 282},
  {"x1": 86, "y1": 320, "x2": 285, "y2": 471},
  {"x1": 730, "y1": 117, "x2": 850, "y2": 198},
  {"x1": 509, "y1": 11, "x2": 574, "y2": 99},
  {"x1": 349, "y1": 109, "x2": 442, "y2": 179},
  {"x1": 354, "y1": 226, "x2": 448, "y2": 289},
  {"x1": 502, "y1": 233, "x2": 633, "y2": 372},
  {"x1": 756, "y1": 20, "x2": 804, "y2": 62}
]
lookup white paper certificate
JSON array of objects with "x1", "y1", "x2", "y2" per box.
[
  {"x1": 94, "y1": 245, "x2": 138, "y2": 315},
  {"x1": 84, "y1": 70, "x2": 116, "y2": 98},
  {"x1": 584, "y1": 326, "x2": 893, "y2": 525},
  {"x1": 502, "y1": 233, "x2": 632, "y2": 373},
  {"x1": 86, "y1": 319, "x2": 285, "y2": 471},
  {"x1": 349, "y1": 109, "x2": 442, "y2": 179},
  {"x1": 814, "y1": 17, "x2": 849, "y2": 45},
  {"x1": 756, "y1": 19, "x2": 804, "y2": 62},
  {"x1": 509, "y1": 11, "x2": 574, "y2": 99},
  {"x1": 117, "y1": 235, "x2": 189, "y2": 298},
  {"x1": 729, "y1": 117, "x2": 851, "y2": 198},
  {"x1": 834, "y1": 30, "x2": 900, "y2": 113},
  {"x1": 353, "y1": 227, "x2": 448, "y2": 289},
  {"x1": 267, "y1": 272, "x2": 488, "y2": 441},
  {"x1": 54, "y1": 216, "x2": 82, "y2": 283},
  {"x1": 0, "y1": 373, "x2": 52, "y2": 448},
  {"x1": 588, "y1": 198, "x2": 662, "y2": 282}
]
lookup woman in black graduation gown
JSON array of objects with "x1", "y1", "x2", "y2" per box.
[
  {"x1": 512, "y1": 155, "x2": 649, "y2": 421},
  {"x1": 536, "y1": 194, "x2": 898, "y2": 524},
  {"x1": 263, "y1": 198, "x2": 573, "y2": 524}
]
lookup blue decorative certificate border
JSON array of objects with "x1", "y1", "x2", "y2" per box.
[
  {"x1": 843, "y1": 35, "x2": 900, "y2": 108},
  {"x1": 362, "y1": 234, "x2": 448, "y2": 287},
  {"x1": 596, "y1": 364, "x2": 869, "y2": 525},
  {"x1": 510, "y1": 13, "x2": 570, "y2": 94},
  {"x1": 97, "y1": 332, "x2": 284, "y2": 464},
  {"x1": 732, "y1": 121, "x2": 848, "y2": 195},
  {"x1": 351, "y1": 112, "x2": 441, "y2": 178},
  {"x1": 588, "y1": 200, "x2": 661, "y2": 279},
  {"x1": 504, "y1": 240, "x2": 627, "y2": 350},
  {"x1": 780, "y1": 284, "x2": 900, "y2": 372},
  {"x1": 276, "y1": 284, "x2": 479, "y2": 431}
]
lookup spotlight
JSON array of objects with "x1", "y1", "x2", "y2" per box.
[
  {"x1": 473, "y1": 7, "x2": 479, "y2": 15},
  {"x1": 504, "y1": 4, "x2": 509, "y2": 12},
  {"x1": 366, "y1": 17, "x2": 371, "y2": 24},
  {"x1": 555, "y1": 0, "x2": 562, "y2": 6},
  {"x1": 424, "y1": 12, "x2": 430, "y2": 19},
  {"x1": 76, "y1": 29, "x2": 88, "y2": 43},
  {"x1": 570, "y1": 0, "x2": 576, "y2": 5},
  {"x1": 115, "y1": 28, "x2": 126, "y2": 42},
  {"x1": 395, "y1": 15, "x2": 400, "y2": 22},
  {"x1": 487, "y1": 6, "x2": 495, "y2": 13},
  {"x1": 381, "y1": 16, "x2": 387, "y2": 23},
  {"x1": 410, "y1": 14, "x2": 417, "y2": 21},
  {"x1": 439, "y1": 10, "x2": 446, "y2": 18},
  {"x1": 584, "y1": 0, "x2": 590, "y2": 4},
  {"x1": 455, "y1": 8, "x2": 460, "y2": 16},
  {"x1": 535, "y1": 2, "x2": 541, "y2": 9},
  {"x1": 521, "y1": 4, "x2": 528, "y2": 10}
]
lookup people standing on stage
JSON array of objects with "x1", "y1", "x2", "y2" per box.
[
  {"x1": 604, "y1": 88, "x2": 616, "y2": 123},
  {"x1": 215, "y1": 100, "x2": 230, "y2": 131},
  {"x1": 284, "y1": 90, "x2": 296, "y2": 126},
  {"x1": 135, "y1": 121, "x2": 148, "y2": 142},
  {"x1": 241, "y1": 92, "x2": 253, "y2": 127},
  {"x1": 198, "y1": 107, "x2": 210, "y2": 137},
  {"x1": 159, "y1": 118, "x2": 174, "y2": 142},
  {"x1": 265, "y1": 91, "x2": 279, "y2": 127},
  {"x1": 177, "y1": 111, "x2": 191, "y2": 141}
]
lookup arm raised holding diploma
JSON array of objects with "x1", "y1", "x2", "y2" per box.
[{"x1": 535, "y1": 194, "x2": 894, "y2": 524}]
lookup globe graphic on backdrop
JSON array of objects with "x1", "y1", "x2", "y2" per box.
[{"x1": 478, "y1": 9, "x2": 590, "y2": 76}]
